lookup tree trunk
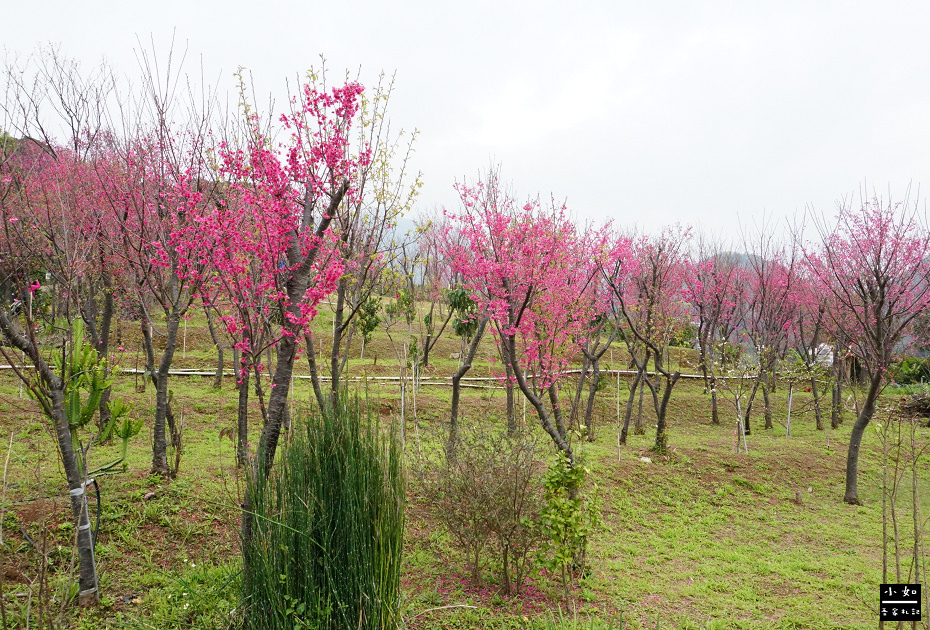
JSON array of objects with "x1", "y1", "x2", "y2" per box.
[
  {"x1": 710, "y1": 375, "x2": 719, "y2": 425},
  {"x1": 641, "y1": 368, "x2": 681, "y2": 452},
  {"x1": 506, "y1": 335, "x2": 574, "y2": 465},
  {"x1": 583, "y1": 359, "x2": 600, "y2": 442},
  {"x1": 882, "y1": 421, "x2": 889, "y2": 584},
  {"x1": 743, "y1": 377, "x2": 762, "y2": 436},
  {"x1": 304, "y1": 333, "x2": 328, "y2": 413},
  {"x1": 832, "y1": 374, "x2": 843, "y2": 429},
  {"x1": 422, "y1": 332, "x2": 432, "y2": 367},
  {"x1": 0, "y1": 313, "x2": 98, "y2": 605},
  {"x1": 654, "y1": 379, "x2": 673, "y2": 449},
  {"x1": 501, "y1": 541, "x2": 511, "y2": 595},
  {"x1": 621, "y1": 366, "x2": 644, "y2": 445},
  {"x1": 811, "y1": 375, "x2": 824, "y2": 431},
  {"x1": 831, "y1": 343, "x2": 844, "y2": 428},
  {"x1": 54, "y1": 391, "x2": 99, "y2": 606},
  {"x1": 422, "y1": 308, "x2": 454, "y2": 369},
  {"x1": 97, "y1": 290, "x2": 114, "y2": 436},
  {"x1": 570, "y1": 357, "x2": 589, "y2": 431},
  {"x1": 699, "y1": 337, "x2": 710, "y2": 394},
  {"x1": 141, "y1": 314, "x2": 181, "y2": 477},
  {"x1": 503, "y1": 341, "x2": 516, "y2": 436},
  {"x1": 97, "y1": 385, "x2": 112, "y2": 439},
  {"x1": 82, "y1": 283, "x2": 114, "y2": 438},
  {"x1": 329, "y1": 279, "x2": 347, "y2": 408},
  {"x1": 844, "y1": 373, "x2": 883, "y2": 504},
  {"x1": 762, "y1": 378, "x2": 773, "y2": 430},
  {"x1": 449, "y1": 316, "x2": 488, "y2": 460},
  {"x1": 337, "y1": 327, "x2": 354, "y2": 392},
  {"x1": 255, "y1": 334, "x2": 296, "y2": 473},
  {"x1": 150, "y1": 313, "x2": 181, "y2": 477},
  {"x1": 911, "y1": 421, "x2": 923, "y2": 594},
  {"x1": 203, "y1": 301, "x2": 224, "y2": 389},
  {"x1": 237, "y1": 368, "x2": 250, "y2": 467},
  {"x1": 548, "y1": 383, "x2": 568, "y2": 442}
]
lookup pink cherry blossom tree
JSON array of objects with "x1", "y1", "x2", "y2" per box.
[
  {"x1": 102, "y1": 127, "x2": 218, "y2": 477},
  {"x1": 0, "y1": 53, "x2": 121, "y2": 604},
  {"x1": 444, "y1": 170, "x2": 598, "y2": 465},
  {"x1": 739, "y1": 231, "x2": 799, "y2": 434},
  {"x1": 603, "y1": 225, "x2": 691, "y2": 452},
  {"x1": 437, "y1": 213, "x2": 489, "y2": 456},
  {"x1": 683, "y1": 237, "x2": 746, "y2": 425},
  {"x1": 570, "y1": 264, "x2": 617, "y2": 442},
  {"x1": 788, "y1": 265, "x2": 831, "y2": 430},
  {"x1": 215, "y1": 78, "x2": 369, "y2": 555},
  {"x1": 0, "y1": 137, "x2": 105, "y2": 605},
  {"x1": 807, "y1": 191, "x2": 930, "y2": 504},
  {"x1": 307, "y1": 72, "x2": 421, "y2": 409},
  {"x1": 207, "y1": 129, "x2": 346, "y2": 467}
]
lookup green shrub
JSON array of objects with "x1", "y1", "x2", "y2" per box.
[
  {"x1": 537, "y1": 452, "x2": 601, "y2": 602},
  {"x1": 668, "y1": 322, "x2": 696, "y2": 348},
  {"x1": 241, "y1": 396, "x2": 405, "y2": 629},
  {"x1": 893, "y1": 356, "x2": 930, "y2": 385}
]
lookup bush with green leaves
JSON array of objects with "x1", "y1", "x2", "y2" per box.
[
  {"x1": 668, "y1": 322, "x2": 696, "y2": 348},
  {"x1": 241, "y1": 397, "x2": 405, "y2": 629},
  {"x1": 536, "y1": 452, "x2": 602, "y2": 601},
  {"x1": 447, "y1": 287, "x2": 478, "y2": 340},
  {"x1": 893, "y1": 356, "x2": 930, "y2": 385},
  {"x1": 356, "y1": 296, "x2": 382, "y2": 346}
]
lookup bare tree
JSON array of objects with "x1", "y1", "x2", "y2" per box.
[
  {"x1": 739, "y1": 224, "x2": 798, "y2": 434},
  {"x1": 684, "y1": 235, "x2": 745, "y2": 425},
  {"x1": 101, "y1": 41, "x2": 220, "y2": 477}
]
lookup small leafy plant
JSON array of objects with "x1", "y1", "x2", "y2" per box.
[{"x1": 536, "y1": 451, "x2": 601, "y2": 602}]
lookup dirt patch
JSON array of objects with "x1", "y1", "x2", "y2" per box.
[{"x1": 16, "y1": 497, "x2": 58, "y2": 526}]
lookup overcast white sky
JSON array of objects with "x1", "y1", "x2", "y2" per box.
[{"x1": 4, "y1": 1, "x2": 930, "y2": 240}]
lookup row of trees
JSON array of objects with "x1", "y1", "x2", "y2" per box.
[
  {"x1": 434, "y1": 173, "x2": 930, "y2": 512},
  {"x1": 0, "y1": 50, "x2": 420, "y2": 604},
  {"x1": 2, "y1": 48, "x2": 930, "y2": 605}
]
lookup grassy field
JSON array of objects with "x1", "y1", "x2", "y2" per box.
[{"x1": 0, "y1": 310, "x2": 926, "y2": 629}]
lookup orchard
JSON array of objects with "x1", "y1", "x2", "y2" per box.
[{"x1": 0, "y1": 49, "x2": 927, "y2": 630}]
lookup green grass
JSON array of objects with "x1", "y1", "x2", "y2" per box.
[{"x1": 0, "y1": 313, "x2": 926, "y2": 629}]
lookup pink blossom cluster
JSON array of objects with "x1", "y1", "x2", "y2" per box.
[{"x1": 442, "y1": 175, "x2": 603, "y2": 391}]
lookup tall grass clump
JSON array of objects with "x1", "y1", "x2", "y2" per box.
[{"x1": 242, "y1": 396, "x2": 405, "y2": 629}]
